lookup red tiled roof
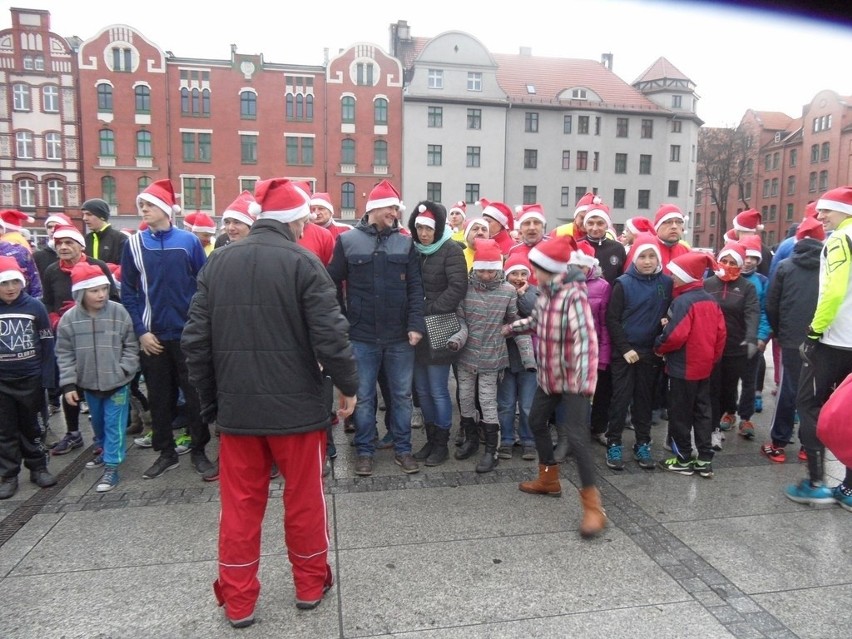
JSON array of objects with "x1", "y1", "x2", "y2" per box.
[
  {"x1": 752, "y1": 111, "x2": 793, "y2": 131},
  {"x1": 633, "y1": 57, "x2": 692, "y2": 83}
]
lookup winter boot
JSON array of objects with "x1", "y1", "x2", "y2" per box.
[
  {"x1": 578, "y1": 486, "x2": 607, "y2": 538},
  {"x1": 426, "y1": 426, "x2": 451, "y2": 467},
  {"x1": 553, "y1": 422, "x2": 570, "y2": 462},
  {"x1": 475, "y1": 422, "x2": 500, "y2": 473},
  {"x1": 454, "y1": 417, "x2": 480, "y2": 460},
  {"x1": 127, "y1": 396, "x2": 144, "y2": 435},
  {"x1": 413, "y1": 423, "x2": 436, "y2": 461},
  {"x1": 519, "y1": 463, "x2": 562, "y2": 497}
]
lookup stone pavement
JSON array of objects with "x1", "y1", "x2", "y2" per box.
[{"x1": 0, "y1": 357, "x2": 850, "y2": 639}]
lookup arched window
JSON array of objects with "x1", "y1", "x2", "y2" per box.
[
  {"x1": 373, "y1": 140, "x2": 388, "y2": 166},
  {"x1": 341, "y1": 182, "x2": 355, "y2": 210},
  {"x1": 240, "y1": 90, "x2": 257, "y2": 118},
  {"x1": 101, "y1": 176, "x2": 117, "y2": 204},
  {"x1": 374, "y1": 98, "x2": 388, "y2": 125},
  {"x1": 341, "y1": 96, "x2": 355, "y2": 123},
  {"x1": 341, "y1": 139, "x2": 355, "y2": 164},
  {"x1": 135, "y1": 85, "x2": 151, "y2": 112},
  {"x1": 136, "y1": 130, "x2": 152, "y2": 157},
  {"x1": 97, "y1": 83, "x2": 113, "y2": 111},
  {"x1": 99, "y1": 129, "x2": 115, "y2": 156}
]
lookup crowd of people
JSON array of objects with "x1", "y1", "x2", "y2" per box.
[{"x1": 1, "y1": 178, "x2": 851, "y2": 628}]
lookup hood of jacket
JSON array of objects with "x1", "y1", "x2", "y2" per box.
[{"x1": 789, "y1": 237, "x2": 822, "y2": 270}]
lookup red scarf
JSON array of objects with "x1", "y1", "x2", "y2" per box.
[{"x1": 59, "y1": 253, "x2": 87, "y2": 274}]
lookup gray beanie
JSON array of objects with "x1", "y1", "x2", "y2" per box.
[{"x1": 81, "y1": 198, "x2": 111, "y2": 221}]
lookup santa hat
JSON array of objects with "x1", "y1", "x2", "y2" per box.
[
  {"x1": 463, "y1": 217, "x2": 489, "y2": 241},
  {"x1": 309, "y1": 192, "x2": 334, "y2": 216},
  {"x1": 0, "y1": 255, "x2": 25, "y2": 285},
  {"x1": 569, "y1": 241, "x2": 599, "y2": 268},
  {"x1": 796, "y1": 217, "x2": 826, "y2": 242},
  {"x1": 669, "y1": 252, "x2": 716, "y2": 284},
  {"x1": 529, "y1": 234, "x2": 577, "y2": 274},
  {"x1": 0, "y1": 209, "x2": 35, "y2": 232},
  {"x1": 107, "y1": 263, "x2": 122, "y2": 281},
  {"x1": 472, "y1": 238, "x2": 503, "y2": 271},
  {"x1": 724, "y1": 228, "x2": 738, "y2": 244},
  {"x1": 138, "y1": 221, "x2": 149, "y2": 232},
  {"x1": 366, "y1": 179, "x2": 402, "y2": 212},
  {"x1": 44, "y1": 213, "x2": 72, "y2": 228},
  {"x1": 626, "y1": 216, "x2": 654, "y2": 235},
  {"x1": 732, "y1": 209, "x2": 763, "y2": 232},
  {"x1": 414, "y1": 204, "x2": 436, "y2": 229},
  {"x1": 478, "y1": 198, "x2": 514, "y2": 231},
  {"x1": 515, "y1": 203, "x2": 546, "y2": 226},
  {"x1": 739, "y1": 234, "x2": 763, "y2": 262},
  {"x1": 503, "y1": 252, "x2": 532, "y2": 277},
  {"x1": 182, "y1": 212, "x2": 199, "y2": 229},
  {"x1": 654, "y1": 204, "x2": 685, "y2": 231},
  {"x1": 53, "y1": 224, "x2": 85, "y2": 247},
  {"x1": 190, "y1": 212, "x2": 216, "y2": 234},
  {"x1": 293, "y1": 181, "x2": 313, "y2": 197},
  {"x1": 574, "y1": 192, "x2": 602, "y2": 217},
  {"x1": 253, "y1": 178, "x2": 310, "y2": 223},
  {"x1": 449, "y1": 201, "x2": 467, "y2": 218},
  {"x1": 223, "y1": 191, "x2": 260, "y2": 227},
  {"x1": 70, "y1": 261, "x2": 109, "y2": 292},
  {"x1": 137, "y1": 179, "x2": 181, "y2": 218},
  {"x1": 584, "y1": 203, "x2": 612, "y2": 229},
  {"x1": 804, "y1": 201, "x2": 818, "y2": 220},
  {"x1": 817, "y1": 186, "x2": 852, "y2": 216},
  {"x1": 717, "y1": 242, "x2": 746, "y2": 267},
  {"x1": 630, "y1": 232, "x2": 663, "y2": 265}
]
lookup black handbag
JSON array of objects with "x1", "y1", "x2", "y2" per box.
[{"x1": 424, "y1": 312, "x2": 461, "y2": 354}]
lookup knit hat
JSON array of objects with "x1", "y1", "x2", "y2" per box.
[
  {"x1": 137, "y1": 179, "x2": 181, "y2": 218},
  {"x1": 569, "y1": 241, "x2": 599, "y2": 268},
  {"x1": 472, "y1": 238, "x2": 503, "y2": 271},
  {"x1": 732, "y1": 209, "x2": 764, "y2": 232},
  {"x1": 796, "y1": 216, "x2": 826, "y2": 242},
  {"x1": 449, "y1": 201, "x2": 467, "y2": 219},
  {"x1": 0, "y1": 209, "x2": 34, "y2": 232},
  {"x1": 253, "y1": 178, "x2": 310, "y2": 223},
  {"x1": 44, "y1": 213, "x2": 73, "y2": 228},
  {"x1": 529, "y1": 234, "x2": 577, "y2": 274},
  {"x1": 668, "y1": 251, "x2": 715, "y2": 284},
  {"x1": 630, "y1": 232, "x2": 663, "y2": 264},
  {"x1": 717, "y1": 242, "x2": 746, "y2": 267},
  {"x1": 309, "y1": 192, "x2": 334, "y2": 216},
  {"x1": 190, "y1": 212, "x2": 216, "y2": 234},
  {"x1": 463, "y1": 217, "x2": 489, "y2": 242},
  {"x1": 53, "y1": 224, "x2": 85, "y2": 247},
  {"x1": 414, "y1": 204, "x2": 436, "y2": 229},
  {"x1": 625, "y1": 216, "x2": 654, "y2": 235},
  {"x1": 515, "y1": 203, "x2": 546, "y2": 226},
  {"x1": 366, "y1": 179, "x2": 402, "y2": 212},
  {"x1": 503, "y1": 252, "x2": 532, "y2": 277},
  {"x1": 223, "y1": 191, "x2": 260, "y2": 227},
  {"x1": 0, "y1": 255, "x2": 25, "y2": 285},
  {"x1": 584, "y1": 203, "x2": 612, "y2": 229},
  {"x1": 739, "y1": 234, "x2": 763, "y2": 262},
  {"x1": 70, "y1": 261, "x2": 109, "y2": 292},
  {"x1": 478, "y1": 198, "x2": 514, "y2": 231},
  {"x1": 653, "y1": 204, "x2": 685, "y2": 231},
  {"x1": 574, "y1": 192, "x2": 602, "y2": 217},
  {"x1": 81, "y1": 198, "x2": 111, "y2": 221},
  {"x1": 817, "y1": 186, "x2": 852, "y2": 216}
]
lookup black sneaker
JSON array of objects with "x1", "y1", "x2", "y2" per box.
[
  {"x1": 191, "y1": 451, "x2": 219, "y2": 481},
  {"x1": 142, "y1": 452, "x2": 179, "y2": 479}
]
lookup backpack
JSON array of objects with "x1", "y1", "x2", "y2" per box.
[{"x1": 817, "y1": 371, "x2": 852, "y2": 467}]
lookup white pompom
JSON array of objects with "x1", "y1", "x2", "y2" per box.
[
  {"x1": 172, "y1": 204, "x2": 181, "y2": 214},
  {"x1": 418, "y1": 204, "x2": 426, "y2": 213},
  {"x1": 248, "y1": 202, "x2": 262, "y2": 216}
]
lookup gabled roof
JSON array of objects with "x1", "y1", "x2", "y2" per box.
[
  {"x1": 752, "y1": 111, "x2": 794, "y2": 131},
  {"x1": 633, "y1": 56, "x2": 692, "y2": 84}
]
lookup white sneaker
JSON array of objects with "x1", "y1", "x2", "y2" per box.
[
  {"x1": 134, "y1": 432, "x2": 153, "y2": 448},
  {"x1": 175, "y1": 433, "x2": 192, "y2": 455},
  {"x1": 711, "y1": 428, "x2": 724, "y2": 451},
  {"x1": 411, "y1": 407, "x2": 424, "y2": 429},
  {"x1": 80, "y1": 401, "x2": 89, "y2": 414}
]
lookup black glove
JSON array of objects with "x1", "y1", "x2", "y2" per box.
[
  {"x1": 799, "y1": 339, "x2": 818, "y2": 365},
  {"x1": 200, "y1": 402, "x2": 218, "y2": 425}
]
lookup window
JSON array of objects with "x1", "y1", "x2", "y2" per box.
[
  {"x1": 285, "y1": 137, "x2": 313, "y2": 165},
  {"x1": 101, "y1": 177, "x2": 117, "y2": 205},
  {"x1": 17, "y1": 179, "x2": 35, "y2": 208},
  {"x1": 132, "y1": 85, "x2": 150, "y2": 114},
  {"x1": 47, "y1": 179, "x2": 64, "y2": 208},
  {"x1": 744, "y1": 182, "x2": 751, "y2": 200},
  {"x1": 465, "y1": 183, "x2": 480, "y2": 203},
  {"x1": 240, "y1": 178, "x2": 257, "y2": 193},
  {"x1": 42, "y1": 85, "x2": 59, "y2": 112},
  {"x1": 182, "y1": 177, "x2": 213, "y2": 210},
  {"x1": 304, "y1": 138, "x2": 315, "y2": 165},
  {"x1": 615, "y1": 153, "x2": 627, "y2": 174},
  {"x1": 613, "y1": 189, "x2": 626, "y2": 209},
  {"x1": 182, "y1": 132, "x2": 211, "y2": 162},
  {"x1": 523, "y1": 186, "x2": 537, "y2": 204},
  {"x1": 809, "y1": 172, "x2": 817, "y2": 192},
  {"x1": 819, "y1": 170, "x2": 828, "y2": 191},
  {"x1": 562, "y1": 150, "x2": 571, "y2": 170},
  {"x1": 561, "y1": 187, "x2": 571, "y2": 207},
  {"x1": 427, "y1": 182, "x2": 442, "y2": 202},
  {"x1": 762, "y1": 180, "x2": 770, "y2": 197},
  {"x1": 240, "y1": 134, "x2": 257, "y2": 164},
  {"x1": 787, "y1": 176, "x2": 796, "y2": 195},
  {"x1": 240, "y1": 91, "x2": 257, "y2": 119},
  {"x1": 467, "y1": 108, "x2": 481, "y2": 130},
  {"x1": 572, "y1": 88, "x2": 587, "y2": 99},
  {"x1": 810, "y1": 144, "x2": 819, "y2": 163},
  {"x1": 575, "y1": 187, "x2": 587, "y2": 204},
  {"x1": 670, "y1": 120, "x2": 683, "y2": 134},
  {"x1": 671, "y1": 95, "x2": 682, "y2": 108},
  {"x1": 427, "y1": 106, "x2": 442, "y2": 128},
  {"x1": 577, "y1": 151, "x2": 588, "y2": 171},
  {"x1": 355, "y1": 62, "x2": 374, "y2": 86},
  {"x1": 770, "y1": 178, "x2": 779, "y2": 196},
  {"x1": 136, "y1": 131, "x2": 152, "y2": 157},
  {"x1": 285, "y1": 92, "x2": 314, "y2": 122},
  {"x1": 427, "y1": 145, "x2": 443, "y2": 166},
  {"x1": 524, "y1": 149, "x2": 538, "y2": 169},
  {"x1": 467, "y1": 146, "x2": 481, "y2": 168},
  {"x1": 641, "y1": 119, "x2": 653, "y2": 138},
  {"x1": 710, "y1": 211, "x2": 716, "y2": 227},
  {"x1": 467, "y1": 72, "x2": 482, "y2": 91},
  {"x1": 764, "y1": 154, "x2": 771, "y2": 171},
  {"x1": 772, "y1": 152, "x2": 780, "y2": 169},
  {"x1": 578, "y1": 116, "x2": 589, "y2": 135},
  {"x1": 525, "y1": 112, "x2": 539, "y2": 133},
  {"x1": 762, "y1": 206, "x2": 768, "y2": 220},
  {"x1": 667, "y1": 180, "x2": 679, "y2": 197},
  {"x1": 334, "y1": 182, "x2": 353, "y2": 212},
  {"x1": 593, "y1": 151, "x2": 599, "y2": 172},
  {"x1": 786, "y1": 203, "x2": 794, "y2": 222},
  {"x1": 97, "y1": 83, "x2": 113, "y2": 111},
  {"x1": 769, "y1": 205, "x2": 777, "y2": 221},
  {"x1": 790, "y1": 149, "x2": 798, "y2": 167},
  {"x1": 564, "y1": 115, "x2": 572, "y2": 134},
  {"x1": 616, "y1": 118, "x2": 629, "y2": 138},
  {"x1": 427, "y1": 69, "x2": 443, "y2": 89},
  {"x1": 112, "y1": 47, "x2": 132, "y2": 72},
  {"x1": 670, "y1": 145, "x2": 681, "y2": 162},
  {"x1": 138, "y1": 176, "x2": 152, "y2": 191},
  {"x1": 15, "y1": 132, "x2": 34, "y2": 158},
  {"x1": 746, "y1": 158, "x2": 754, "y2": 175},
  {"x1": 374, "y1": 98, "x2": 388, "y2": 125},
  {"x1": 341, "y1": 96, "x2": 355, "y2": 123},
  {"x1": 373, "y1": 140, "x2": 388, "y2": 166},
  {"x1": 34, "y1": 55, "x2": 44, "y2": 71},
  {"x1": 23, "y1": 55, "x2": 33, "y2": 70},
  {"x1": 341, "y1": 139, "x2": 355, "y2": 164},
  {"x1": 594, "y1": 117, "x2": 601, "y2": 136},
  {"x1": 13, "y1": 84, "x2": 31, "y2": 111},
  {"x1": 639, "y1": 154, "x2": 652, "y2": 174},
  {"x1": 638, "y1": 189, "x2": 650, "y2": 209},
  {"x1": 45, "y1": 132, "x2": 62, "y2": 160},
  {"x1": 821, "y1": 142, "x2": 830, "y2": 162}
]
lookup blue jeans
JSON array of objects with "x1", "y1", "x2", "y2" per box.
[
  {"x1": 86, "y1": 385, "x2": 129, "y2": 466},
  {"x1": 413, "y1": 362, "x2": 452, "y2": 430},
  {"x1": 352, "y1": 340, "x2": 414, "y2": 456},
  {"x1": 497, "y1": 369, "x2": 537, "y2": 447}
]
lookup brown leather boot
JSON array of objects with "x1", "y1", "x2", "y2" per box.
[
  {"x1": 519, "y1": 463, "x2": 561, "y2": 497},
  {"x1": 578, "y1": 486, "x2": 607, "y2": 538}
]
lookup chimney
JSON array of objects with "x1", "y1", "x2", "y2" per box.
[
  {"x1": 601, "y1": 52, "x2": 613, "y2": 70},
  {"x1": 519, "y1": 46, "x2": 532, "y2": 57}
]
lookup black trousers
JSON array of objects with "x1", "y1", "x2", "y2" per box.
[
  {"x1": 605, "y1": 353, "x2": 661, "y2": 446},
  {"x1": 589, "y1": 368, "x2": 612, "y2": 436},
  {"x1": 668, "y1": 376, "x2": 713, "y2": 462},
  {"x1": 709, "y1": 354, "x2": 747, "y2": 428},
  {"x1": 0, "y1": 377, "x2": 48, "y2": 478},
  {"x1": 529, "y1": 387, "x2": 595, "y2": 487}
]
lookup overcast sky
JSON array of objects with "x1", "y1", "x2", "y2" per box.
[{"x1": 6, "y1": 0, "x2": 852, "y2": 127}]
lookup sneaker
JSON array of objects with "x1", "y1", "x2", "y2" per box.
[
  {"x1": 376, "y1": 431, "x2": 394, "y2": 450},
  {"x1": 497, "y1": 445, "x2": 513, "y2": 460},
  {"x1": 785, "y1": 479, "x2": 835, "y2": 505},
  {"x1": 30, "y1": 468, "x2": 57, "y2": 488},
  {"x1": 175, "y1": 433, "x2": 192, "y2": 455},
  {"x1": 229, "y1": 614, "x2": 255, "y2": 629},
  {"x1": 85, "y1": 454, "x2": 105, "y2": 469},
  {"x1": 48, "y1": 403, "x2": 61, "y2": 416},
  {"x1": 606, "y1": 443, "x2": 624, "y2": 470},
  {"x1": 659, "y1": 456, "x2": 694, "y2": 475},
  {"x1": 295, "y1": 573, "x2": 334, "y2": 610},
  {"x1": 521, "y1": 445, "x2": 537, "y2": 461},
  {"x1": 754, "y1": 394, "x2": 763, "y2": 413},
  {"x1": 96, "y1": 466, "x2": 119, "y2": 492},
  {"x1": 832, "y1": 483, "x2": 852, "y2": 512},
  {"x1": 191, "y1": 451, "x2": 219, "y2": 481},
  {"x1": 134, "y1": 431, "x2": 153, "y2": 448},
  {"x1": 343, "y1": 417, "x2": 355, "y2": 434},
  {"x1": 797, "y1": 446, "x2": 808, "y2": 462},
  {"x1": 719, "y1": 413, "x2": 736, "y2": 431},
  {"x1": 760, "y1": 442, "x2": 786, "y2": 463},
  {"x1": 633, "y1": 443, "x2": 655, "y2": 470},
  {"x1": 142, "y1": 452, "x2": 179, "y2": 479},
  {"x1": 354, "y1": 456, "x2": 373, "y2": 476},
  {"x1": 411, "y1": 407, "x2": 424, "y2": 429},
  {"x1": 693, "y1": 460, "x2": 714, "y2": 479},
  {"x1": 738, "y1": 420, "x2": 755, "y2": 439},
  {"x1": 322, "y1": 457, "x2": 332, "y2": 478},
  {"x1": 50, "y1": 431, "x2": 83, "y2": 455},
  {"x1": 591, "y1": 432, "x2": 608, "y2": 447},
  {"x1": 0, "y1": 477, "x2": 19, "y2": 500},
  {"x1": 394, "y1": 453, "x2": 420, "y2": 474},
  {"x1": 79, "y1": 401, "x2": 89, "y2": 414},
  {"x1": 711, "y1": 428, "x2": 724, "y2": 452}
]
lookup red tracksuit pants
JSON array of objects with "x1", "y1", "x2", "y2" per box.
[{"x1": 214, "y1": 430, "x2": 330, "y2": 620}]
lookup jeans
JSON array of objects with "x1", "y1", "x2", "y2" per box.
[
  {"x1": 497, "y1": 369, "x2": 536, "y2": 446},
  {"x1": 769, "y1": 347, "x2": 801, "y2": 446},
  {"x1": 351, "y1": 340, "x2": 414, "y2": 456},
  {"x1": 413, "y1": 362, "x2": 452, "y2": 430}
]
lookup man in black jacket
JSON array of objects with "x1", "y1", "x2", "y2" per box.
[
  {"x1": 81, "y1": 198, "x2": 126, "y2": 265},
  {"x1": 182, "y1": 178, "x2": 357, "y2": 626}
]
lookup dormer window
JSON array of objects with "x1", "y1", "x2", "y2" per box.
[{"x1": 572, "y1": 89, "x2": 587, "y2": 100}]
